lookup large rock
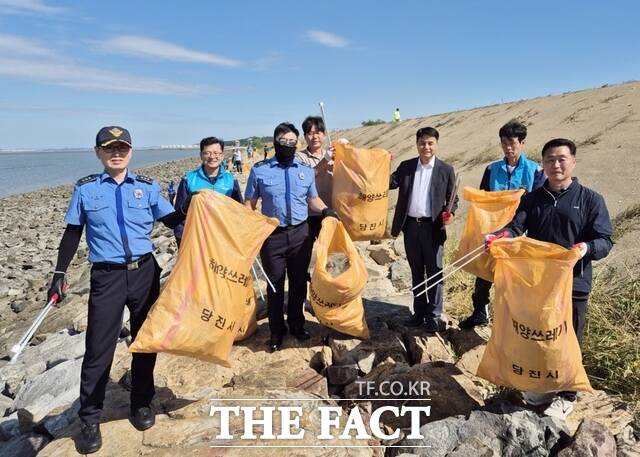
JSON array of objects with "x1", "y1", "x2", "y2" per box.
[
  {"x1": 329, "y1": 329, "x2": 408, "y2": 371},
  {"x1": 0, "y1": 329, "x2": 85, "y2": 397},
  {"x1": 14, "y1": 357, "x2": 82, "y2": 430},
  {"x1": 39, "y1": 390, "x2": 377, "y2": 456},
  {"x1": 345, "y1": 361, "x2": 484, "y2": 429},
  {"x1": 368, "y1": 245, "x2": 397, "y2": 266},
  {"x1": 326, "y1": 364, "x2": 360, "y2": 386},
  {"x1": 566, "y1": 390, "x2": 634, "y2": 436},
  {"x1": 0, "y1": 432, "x2": 49, "y2": 456},
  {"x1": 0, "y1": 392, "x2": 13, "y2": 416},
  {"x1": 231, "y1": 358, "x2": 329, "y2": 398},
  {"x1": 404, "y1": 333, "x2": 455, "y2": 365},
  {"x1": 389, "y1": 261, "x2": 412, "y2": 292},
  {"x1": 557, "y1": 419, "x2": 616, "y2": 457},
  {"x1": 388, "y1": 409, "x2": 568, "y2": 457},
  {"x1": 0, "y1": 412, "x2": 20, "y2": 441}
]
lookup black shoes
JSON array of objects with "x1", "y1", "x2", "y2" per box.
[
  {"x1": 290, "y1": 327, "x2": 311, "y2": 341},
  {"x1": 76, "y1": 422, "x2": 102, "y2": 454},
  {"x1": 404, "y1": 314, "x2": 426, "y2": 327},
  {"x1": 269, "y1": 334, "x2": 283, "y2": 352},
  {"x1": 424, "y1": 318, "x2": 440, "y2": 333},
  {"x1": 459, "y1": 313, "x2": 489, "y2": 329},
  {"x1": 268, "y1": 326, "x2": 311, "y2": 351},
  {"x1": 129, "y1": 406, "x2": 155, "y2": 431}
]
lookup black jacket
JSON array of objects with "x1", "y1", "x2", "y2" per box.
[
  {"x1": 503, "y1": 178, "x2": 613, "y2": 295},
  {"x1": 389, "y1": 157, "x2": 458, "y2": 238}
]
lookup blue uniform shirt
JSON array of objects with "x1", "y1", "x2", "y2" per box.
[
  {"x1": 244, "y1": 158, "x2": 318, "y2": 227},
  {"x1": 65, "y1": 169, "x2": 174, "y2": 263}
]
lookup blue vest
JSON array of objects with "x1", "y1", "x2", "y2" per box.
[
  {"x1": 488, "y1": 153, "x2": 539, "y2": 191},
  {"x1": 184, "y1": 166, "x2": 235, "y2": 196}
]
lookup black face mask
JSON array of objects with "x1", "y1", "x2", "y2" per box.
[{"x1": 274, "y1": 143, "x2": 296, "y2": 165}]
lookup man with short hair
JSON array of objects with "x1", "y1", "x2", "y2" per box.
[
  {"x1": 390, "y1": 127, "x2": 458, "y2": 333},
  {"x1": 490, "y1": 138, "x2": 613, "y2": 419},
  {"x1": 46, "y1": 126, "x2": 185, "y2": 454},
  {"x1": 173, "y1": 137, "x2": 243, "y2": 246},
  {"x1": 460, "y1": 120, "x2": 545, "y2": 329},
  {"x1": 245, "y1": 122, "x2": 337, "y2": 352},
  {"x1": 296, "y1": 116, "x2": 334, "y2": 240}
]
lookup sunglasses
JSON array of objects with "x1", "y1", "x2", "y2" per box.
[
  {"x1": 102, "y1": 145, "x2": 131, "y2": 154},
  {"x1": 276, "y1": 137, "x2": 297, "y2": 147}
]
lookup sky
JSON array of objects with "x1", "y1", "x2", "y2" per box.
[{"x1": 0, "y1": 0, "x2": 638, "y2": 149}]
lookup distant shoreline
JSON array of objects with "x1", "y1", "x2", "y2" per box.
[{"x1": 0, "y1": 155, "x2": 201, "y2": 201}]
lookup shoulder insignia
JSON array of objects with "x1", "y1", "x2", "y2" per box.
[
  {"x1": 76, "y1": 174, "x2": 98, "y2": 185},
  {"x1": 135, "y1": 174, "x2": 154, "y2": 184},
  {"x1": 298, "y1": 161, "x2": 312, "y2": 169},
  {"x1": 254, "y1": 160, "x2": 269, "y2": 168}
]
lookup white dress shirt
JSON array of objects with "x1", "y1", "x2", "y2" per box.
[{"x1": 408, "y1": 156, "x2": 435, "y2": 218}]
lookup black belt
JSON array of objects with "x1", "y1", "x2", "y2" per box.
[
  {"x1": 92, "y1": 253, "x2": 153, "y2": 271},
  {"x1": 407, "y1": 216, "x2": 433, "y2": 223},
  {"x1": 274, "y1": 220, "x2": 307, "y2": 232}
]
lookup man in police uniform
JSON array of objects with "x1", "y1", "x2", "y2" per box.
[
  {"x1": 245, "y1": 122, "x2": 337, "y2": 352},
  {"x1": 46, "y1": 126, "x2": 185, "y2": 454}
]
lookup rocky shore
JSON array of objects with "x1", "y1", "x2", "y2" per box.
[{"x1": 0, "y1": 157, "x2": 638, "y2": 456}]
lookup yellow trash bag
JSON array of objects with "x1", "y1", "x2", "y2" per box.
[
  {"x1": 476, "y1": 237, "x2": 592, "y2": 393},
  {"x1": 310, "y1": 217, "x2": 369, "y2": 339},
  {"x1": 130, "y1": 190, "x2": 279, "y2": 367},
  {"x1": 332, "y1": 143, "x2": 391, "y2": 241},
  {"x1": 454, "y1": 187, "x2": 525, "y2": 282}
]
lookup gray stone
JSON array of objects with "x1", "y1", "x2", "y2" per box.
[
  {"x1": 0, "y1": 393, "x2": 13, "y2": 416},
  {"x1": 42, "y1": 400, "x2": 80, "y2": 438},
  {"x1": 390, "y1": 261, "x2": 412, "y2": 292},
  {"x1": 388, "y1": 409, "x2": 568, "y2": 457},
  {"x1": 0, "y1": 432, "x2": 49, "y2": 457},
  {"x1": 558, "y1": 419, "x2": 616, "y2": 457},
  {"x1": 362, "y1": 278, "x2": 397, "y2": 299},
  {"x1": 329, "y1": 331, "x2": 408, "y2": 370},
  {"x1": 10, "y1": 300, "x2": 29, "y2": 313},
  {"x1": 14, "y1": 358, "x2": 82, "y2": 429},
  {"x1": 405, "y1": 333, "x2": 456, "y2": 365},
  {"x1": 366, "y1": 261, "x2": 389, "y2": 280},
  {"x1": 326, "y1": 364, "x2": 360, "y2": 386},
  {"x1": 0, "y1": 329, "x2": 85, "y2": 397},
  {"x1": 0, "y1": 412, "x2": 20, "y2": 441},
  {"x1": 392, "y1": 235, "x2": 406, "y2": 257}
]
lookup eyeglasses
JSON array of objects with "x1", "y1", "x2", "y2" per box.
[
  {"x1": 276, "y1": 137, "x2": 297, "y2": 147},
  {"x1": 101, "y1": 145, "x2": 130, "y2": 154},
  {"x1": 202, "y1": 151, "x2": 224, "y2": 157}
]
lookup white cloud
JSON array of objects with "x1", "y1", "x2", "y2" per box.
[
  {"x1": 305, "y1": 29, "x2": 349, "y2": 48},
  {"x1": 252, "y1": 51, "x2": 282, "y2": 71},
  {"x1": 0, "y1": 33, "x2": 56, "y2": 57},
  {"x1": 99, "y1": 35, "x2": 242, "y2": 67},
  {"x1": 0, "y1": 0, "x2": 64, "y2": 15},
  {"x1": 0, "y1": 34, "x2": 217, "y2": 96},
  {"x1": 0, "y1": 57, "x2": 214, "y2": 95}
]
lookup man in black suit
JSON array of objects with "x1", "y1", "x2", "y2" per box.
[{"x1": 390, "y1": 127, "x2": 458, "y2": 332}]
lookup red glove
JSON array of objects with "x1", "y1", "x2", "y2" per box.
[
  {"x1": 484, "y1": 230, "x2": 510, "y2": 251},
  {"x1": 442, "y1": 211, "x2": 453, "y2": 225},
  {"x1": 573, "y1": 242, "x2": 588, "y2": 258}
]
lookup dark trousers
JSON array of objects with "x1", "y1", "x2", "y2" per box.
[
  {"x1": 260, "y1": 222, "x2": 312, "y2": 336},
  {"x1": 79, "y1": 256, "x2": 160, "y2": 424},
  {"x1": 403, "y1": 217, "x2": 444, "y2": 319},
  {"x1": 471, "y1": 277, "x2": 492, "y2": 317},
  {"x1": 558, "y1": 293, "x2": 589, "y2": 401},
  {"x1": 307, "y1": 215, "x2": 323, "y2": 241}
]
